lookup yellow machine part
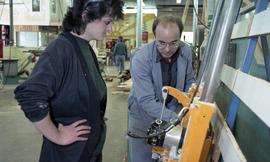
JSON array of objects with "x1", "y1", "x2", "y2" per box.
[
  {"x1": 179, "y1": 101, "x2": 215, "y2": 162},
  {"x1": 163, "y1": 86, "x2": 191, "y2": 107},
  {"x1": 160, "y1": 86, "x2": 216, "y2": 162}
]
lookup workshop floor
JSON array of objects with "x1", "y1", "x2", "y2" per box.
[{"x1": 0, "y1": 65, "x2": 129, "y2": 162}]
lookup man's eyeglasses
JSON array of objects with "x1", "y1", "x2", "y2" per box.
[{"x1": 156, "y1": 40, "x2": 180, "y2": 50}]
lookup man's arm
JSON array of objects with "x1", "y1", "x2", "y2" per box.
[
  {"x1": 131, "y1": 53, "x2": 178, "y2": 121},
  {"x1": 184, "y1": 45, "x2": 195, "y2": 92}
]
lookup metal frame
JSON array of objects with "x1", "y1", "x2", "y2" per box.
[
  {"x1": 226, "y1": 0, "x2": 269, "y2": 129},
  {"x1": 261, "y1": 36, "x2": 270, "y2": 81},
  {"x1": 221, "y1": 65, "x2": 270, "y2": 127}
]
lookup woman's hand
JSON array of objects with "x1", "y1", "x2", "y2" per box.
[
  {"x1": 57, "y1": 119, "x2": 91, "y2": 145},
  {"x1": 34, "y1": 114, "x2": 91, "y2": 146}
]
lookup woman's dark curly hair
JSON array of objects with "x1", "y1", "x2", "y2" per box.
[{"x1": 63, "y1": 0, "x2": 124, "y2": 34}]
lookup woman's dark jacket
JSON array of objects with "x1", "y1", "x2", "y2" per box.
[{"x1": 14, "y1": 32, "x2": 107, "y2": 162}]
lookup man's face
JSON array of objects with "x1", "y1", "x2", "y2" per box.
[{"x1": 155, "y1": 23, "x2": 180, "y2": 59}]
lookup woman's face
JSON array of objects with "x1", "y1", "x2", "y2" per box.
[{"x1": 83, "y1": 16, "x2": 113, "y2": 41}]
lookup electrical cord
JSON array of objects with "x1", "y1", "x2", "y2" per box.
[
  {"x1": 127, "y1": 130, "x2": 166, "y2": 139},
  {"x1": 192, "y1": 0, "x2": 209, "y2": 30}
]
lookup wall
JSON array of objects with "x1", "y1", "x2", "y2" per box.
[
  {"x1": 0, "y1": 0, "x2": 50, "y2": 25},
  {"x1": 105, "y1": 13, "x2": 156, "y2": 49},
  {"x1": 50, "y1": 0, "x2": 71, "y2": 25}
]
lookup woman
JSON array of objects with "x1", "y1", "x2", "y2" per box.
[{"x1": 14, "y1": 0, "x2": 123, "y2": 162}]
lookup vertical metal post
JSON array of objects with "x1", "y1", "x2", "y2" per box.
[
  {"x1": 261, "y1": 36, "x2": 270, "y2": 82},
  {"x1": 182, "y1": 0, "x2": 191, "y2": 25},
  {"x1": 200, "y1": 0, "x2": 242, "y2": 102},
  {"x1": 135, "y1": 0, "x2": 142, "y2": 48},
  {"x1": 9, "y1": 0, "x2": 14, "y2": 46},
  {"x1": 192, "y1": 0, "x2": 198, "y2": 46},
  {"x1": 197, "y1": 0, "x2": 224, "y2": 83},
  {"x1": 0, "y1": 25, "x2": 3, "y2": 58}
]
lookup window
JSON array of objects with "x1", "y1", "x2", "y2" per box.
[
  {"x1": 69, "y1": 0, "x2": 73, "y2": 7},
  {"x1": 32, "y1": 0, "x2": 40, "y2": 12},
  {"x1": 52, "y1": 0, "x2": 56, "y2": 13}
]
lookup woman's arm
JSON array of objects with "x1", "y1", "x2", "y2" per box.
[{"x1": 34, "y1": 113, "x2": 91, "y2": 145}]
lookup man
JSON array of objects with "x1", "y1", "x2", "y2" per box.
[
  {"x1": 128, "y1": 15, "x2": 194, "y2": 162},
  {"x1": 113, "y1": 36, "x2": 128, "y2": 74}
]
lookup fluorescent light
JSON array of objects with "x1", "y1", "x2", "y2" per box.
[
  {"x1": 176, "y1": 0, "x2": 181, "y2": 4},
  {"x1": 123, "y1": 8, "x2": 158, "y2": 16}
]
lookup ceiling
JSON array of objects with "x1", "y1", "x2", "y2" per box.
[
  {"x1": 124, "y1": 0, "x2": 255, "y2": 8},
  {"x1": 124, "y1": 0, "x2": 204, "y2": 8}
]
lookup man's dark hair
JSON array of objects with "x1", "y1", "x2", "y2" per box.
[
  {"x1": 152, "y1": 15, "x2": 184, "y2": 37},
  {"x1": 63, "y1": 0, "x2": 124, "y2": 34},
  {"x1": 118, "y1": 36, "x2": 123, "y2": 42}
]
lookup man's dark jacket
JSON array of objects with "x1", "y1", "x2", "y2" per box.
[{"x1": 14, "y1": 32, "x2": 107, "y2": 162}]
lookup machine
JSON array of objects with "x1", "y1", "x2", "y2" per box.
[{"x1": 128, "y1": 85, "x2": 216, "y2": 162}]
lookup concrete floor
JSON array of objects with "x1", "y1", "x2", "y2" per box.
[{"x1": 0, "y1": 65, "x2": 129, "y2": 162}]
